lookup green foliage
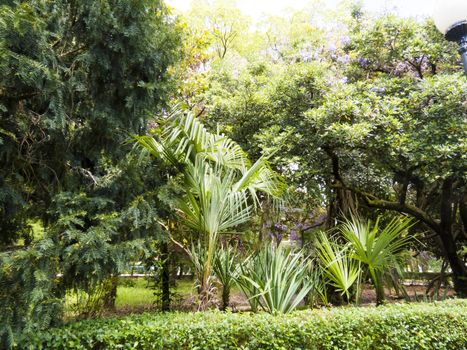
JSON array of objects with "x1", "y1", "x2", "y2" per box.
[
  {"x1": 65, "y1": 279, "x2": 116, "y2": 318},
  {"x1": 0, "y1": 0, "x2": 181, "y2": 242},
  {"x1": 190, "y1": 5, "x2": 467, "y2": 293},
  {"x1": 315, "y1": 232, "x2": 360, "y2": 301},
  {"x1": 134, "y1": 110, "x2": 286, "y2": 308},
  {"x1": 213, "y1": 243, "x2": 239, "y2": 310},
  {"x1": 2, "y1": 1, "x2": 467, "y2": 345},
  {"x1": 17, "y1": 300, "x2": 467, "y2": 349},
  {"x1": 316, "y1": 215, "x2": 413, "y2": 303},
  {"x1": 186, "y1": 6, "x2": 466, "y2": 291},
  {"x1": 237, "y1": 245, "x2": 315, "y2": 314},
  {"x1": 346, "y1": 15, "x2": 459, "y2": 79},
  {"x1": 307, "y1": 71, "x2": 467, "y2": 294},
  {"x1": 340, "y1": 215, "x2": 413, "y2": 303},
  {"x1": 0, "y1": 190, "x2": 163, "y2": 345},
  {"x1": 0, "y1": 237, "x2": 63, "y2": 347},
  {"x1": 186, "y1": 0, "x2": 250, "y2": 60},
  {"x1": 0, "y1": 0, "x2": 182, "y2": 343}
]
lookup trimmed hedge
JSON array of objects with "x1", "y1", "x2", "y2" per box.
[{"x1": 18, "y1": 300, "x2": 467, "y2": 350}]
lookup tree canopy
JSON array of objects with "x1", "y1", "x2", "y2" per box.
[
  {"x1": 174, "y1": 3, "x2": 466, "y2": 296},
  {"x1": 0, "y1": 0, "x2": 181, "y2": 343},
  {"x1": 1, "y1": 0, "x2": 466, "y2": 344}
]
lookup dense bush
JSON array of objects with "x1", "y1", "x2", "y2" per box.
[{"x1": 18, "y1": 300, "x2": 467, "y2": 349}]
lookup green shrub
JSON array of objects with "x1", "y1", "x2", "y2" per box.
[
  {"x1": 17, "y1": 300, "x2": 467, "y2": 350},
  {"x1": 237, "y1": 245, "x2": 316, "y2": 314}
]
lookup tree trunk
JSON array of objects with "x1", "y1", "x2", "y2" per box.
[
  {"x1": 103, "y1": 276, "x2": 118, "y2": 310},
  {"x1": 438, "y1": 230, "x2": 467, "y2": 297},
  {"x1": 160, "y1": 241, "x2": 171, "y2": 311},
  {"x1": 459, "y1": 191, "x2": 467, "y2": 238},
  {"x1": 439, "y1": 179, "x2": 467, "y2": 298},
  {"x1": 198, "y1": 278, "x2": 210, "y2": 311},
  {"x1": 374, "y1": 272, "x2": 385, "y2": 306},
  {"x1": 221, "y1": 286, "x2": 230, "y2": 311},
  {"x1": 325, "y1": 149, "x2": 358, "y2": 230}
]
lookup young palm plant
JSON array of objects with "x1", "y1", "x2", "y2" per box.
[
  {"x1": 237, "y1": 245, "x2": 315, "y2": 314},
  {"x1": 315, "y1": 232, "x2": 360, "y2": 303},
  {"x1": 133, "y1": 111, "x2": 285, "y2": 309},
  {"x1": 186, "y1": 241, "x2": 209, "y2": 294},
  {"x1": 339, "y1": 215, "x2": 414, "y2": 305},
  {"x1": 213, "y1": 244, "x2": 239, "y2": 310}
]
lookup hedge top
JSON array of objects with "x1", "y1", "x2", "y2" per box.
[{"x1": 19, "y1": 299, "x2": 467, "y2": 350}]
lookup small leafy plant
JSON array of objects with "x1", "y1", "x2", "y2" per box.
[
  {"x1": 213, "y1": 244, "x2": 240, "y2": 311},
  {"x1": 237, "y1": 245, "x2": 315, "y2": 314}
]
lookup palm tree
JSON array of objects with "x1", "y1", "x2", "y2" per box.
[
  {"x1": 134, "y1": 110, "x2": 285, "y2": 309},
  {"x1": 339, "y1": 215, "x2": 414, "y2": 305}
]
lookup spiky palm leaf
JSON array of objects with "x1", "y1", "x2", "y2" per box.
[
  {"x1": 316, "y1": 232, "x2": 360, "y2": 301},
  {"x1": 175, "y1": 158, "x2": 252, "y2": 236},
  {"x1": 134, "y1": 111, "x2": 251, "y2": 170},
  {"x1": 133, "y1": 111, "x2": 286, "y2": 199},
  {"x1": 237, "y1": 245, "x2": 315, "y2": 314}
]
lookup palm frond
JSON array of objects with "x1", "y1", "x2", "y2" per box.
[
  {"x1": 316, "y1": 232, "x2": 360, "y2": 300},
  {"x1": 340, "y1": 215, "x2": 413, "y2": 282}
]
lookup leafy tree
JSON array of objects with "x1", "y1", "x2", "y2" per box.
[
  {"x1": 260, "y1": 5, "x2": 326, "y2": 64},
  {"x1": 0, "y1": 0, "x2": 180, "y2": 243},
  {"x1": 169, "y1": 13, "x2": 211, "y2": 113},
  {"x1": 308, "y1": 74, "x2": 467, "y2": 296},
  {"x1": 186, "y1": 0, "x2": 249, "y2": 60},
  {"x1": 0, "y1": 0, "x2": 181, "y2": 343},
  {"x1": 346, "y1": 16, "x2": 460, "y2": 79},
  {"x1": 188, "y1": 9, "x2": 466, "y2": 297}
]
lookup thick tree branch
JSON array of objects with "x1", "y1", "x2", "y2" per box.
[
  {"x1": 324, "y1": 146, "x2": 440, "y2": 233},
  {"x1": 331, "y1": 181, "x2": 441, "y2": 233}
]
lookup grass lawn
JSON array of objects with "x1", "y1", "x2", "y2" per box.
[
  {"x1": 64, "y1": 277, "x2": 198, "y2": 316},
  {"x1": 116, "y1": 278, "x2": 154, "y2": 308},
  {"x1": 116, "y1": 277, "x2": 197, "y2": 308}
]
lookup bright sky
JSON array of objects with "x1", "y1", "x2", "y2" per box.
[
  {"x1": 166, "y1": 0, "x2": 436, "y2": 20},
  {"x1": 166, "y1": 0, "x2": 434, "y2": 20}
]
